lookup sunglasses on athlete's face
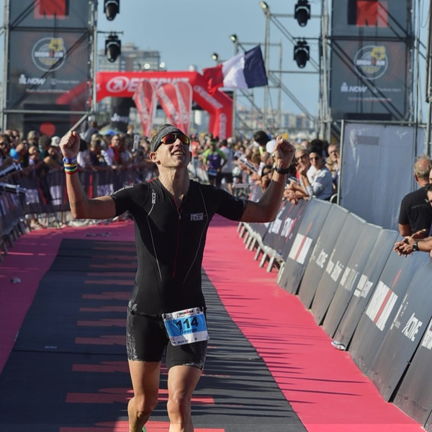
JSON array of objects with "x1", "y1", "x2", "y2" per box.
[{"x1": 160, "y1": 133, "x2": 190, "y2": 146}]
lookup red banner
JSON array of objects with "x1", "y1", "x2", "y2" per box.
[
  {"x1": 156, "y1": 83, "x2": 178, "y2": 127},
  {"x1": 95, "y1": 71, "x2": 233, "y2": 139},
  {"x1": 175, "y1": 81, "x2": 192, "y2": 134},
  {"x1": 132, "y1": 80, "x2": 156, "y2": 137}
]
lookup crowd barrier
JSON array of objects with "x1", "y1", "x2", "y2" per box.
[
  {"x1": 0, "y1": 162, "x2": 156, "y2": 253},
  {"x1": 0, "y1": 183, "x2": 27, "y2": 259},
  {"x1": 239, "y1": 190, "x2": 432, "y2": 431}
]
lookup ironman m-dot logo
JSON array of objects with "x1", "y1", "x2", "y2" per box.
[
  {"x1": 32, "y1": 37, "x2": 66, "y2": 72},
  {"x1": 354, "y1": 45, "x2": 388, "y2": 80}
]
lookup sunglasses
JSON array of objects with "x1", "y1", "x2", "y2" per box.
[
  {"x1": 309, "y1": 156, "x2": 320, "y2": 161},
  {"x1": 160, "y1": 133, "x2": 190, "y2": 146}
]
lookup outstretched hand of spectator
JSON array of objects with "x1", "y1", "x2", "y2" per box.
[
  {"x1": 273, "y1": 136, "x2": 295, "y2": 168},
  {"x1": 60, "y1": 131, "x2": 80, "y2": 159},
  {"x1": 394, "y1": 239, "x2": 414, "y2": 256}
]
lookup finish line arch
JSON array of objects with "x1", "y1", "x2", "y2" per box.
[{"x1": 96, "y1": 71, "x2": 233, "y2": 139}]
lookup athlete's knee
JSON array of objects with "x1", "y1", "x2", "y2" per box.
[
  {"x1": 130, "y1": 392, "x2": 159, "y2": 418},
  {"x1": 167, "y1": 390, "x2": 192, "y2": 418}
]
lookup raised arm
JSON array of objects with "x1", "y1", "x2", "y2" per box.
[
  {"x1": 60, "y1": 131, "x2": 116, "y2": 219},
  {"x1": 241, "y1": 136, "x2": 295, "y2": 223}
]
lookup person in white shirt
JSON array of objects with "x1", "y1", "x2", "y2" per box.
[{"x1": 295, "y1": 148, "x2": 333, "y2": 201}]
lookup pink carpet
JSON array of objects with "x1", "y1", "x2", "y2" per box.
[
  {"x1": 203, "y1": 216, "x2": 424, "y2": 432},
  {"x1": 0, "y1": 216, "x2": 425, "y2": 431}
]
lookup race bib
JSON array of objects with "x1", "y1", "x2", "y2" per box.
[{"x1": 162, "y1": 307, "x2": 209, "y2": 346}]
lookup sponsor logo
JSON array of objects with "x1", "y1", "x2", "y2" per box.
[
  {"x1": 107, "y1": 76, "x2": 130, "y2": 93},
  {"x1": 32, "y1": 37, "x2": 66, "y2": 72},
  {"x1": 340, "y1": 82, "x2": 368, "y2": 93},
  {"x1": 421, "y1": 320, "x2": 432, "y2": 350},
  {"x1": 18, "y1": 74, "x2": 46, "y2": 86},
  {"x1": 353, "y1": 274, "x2": 374, "y2": 298},
  {"x1": 401, "y1": 313, "x2": 423, "y2": 342},
  {"x1": 270, "y1": 217, "x2": 282, "y2": 234},
  {"x1": 365, "y1": 281, "x2": 397, "y2": 331},
  {"x1": 193, "y1": 85, "x2": 223, "y2": 109},
  {"x1": 354, "y1": 45, "x2": 388, "y2": 80},
  {"x1": 289, "y1": 233, "x2": 313, "y2": 265},
  {"x1": 105, "y1": 76, "x2": 189, "y2": 94},
  {"x1": 281, "y1": 217, "x2": 295, "y2": 238},
  {"x1": 315, "y1": 248, "x2": 328, "y2": 269},
  {"x1": 219, "y1": 113, "x2": 227, "y2": 139},
  {"x1": 340, "y1": 267, "x2": 358, "y2": 291},
  {"x1": 190, "y1": 213, "x2": 204, "y2": 221},
  {"x1": 111, "y1": 113, "x2": 130, "y2": 123}
]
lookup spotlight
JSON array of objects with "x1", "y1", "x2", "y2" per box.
[
  {"x1": 294, "y1": 0, "x2": 311, "y2": 27},
  {"x1": 105, "y1": 34, "x2": 121, "y2": 63},
  {"x1": 293, "y1": 40, "x2": 310, "y2": 68},
  {"x1": 229, "y1": 34, "x2": 238, "y2": 43},
  {"x1": 211, "y1": 52, "x2": 219, "y2": 62},
  {"x1": 104, "y1": 0, "x2": 120, "y2": 21},
  {"x1": 259, "y1": 1, "x2": 269, "y2": 11}
]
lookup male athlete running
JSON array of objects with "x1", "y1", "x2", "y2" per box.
[{"x1": 60, "y1": 124, "x2": 294, "y2": 432}]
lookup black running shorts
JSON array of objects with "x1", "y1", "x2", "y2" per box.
[{"x1": 126, "y1": 308, "x2": 207, "y2": 370}]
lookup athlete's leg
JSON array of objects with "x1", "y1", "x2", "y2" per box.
[
  {"x1": 167, "y1": 365, "x2": 202, "y2": 432},
  {"x1": 127, "y1": 360, "x2": 160, "y2": 432}
]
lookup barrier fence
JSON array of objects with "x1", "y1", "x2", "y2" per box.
[
  {"x1": 2, "y1": 165, "x2": 432, "y2": 428},
  {"x1": 239, "y1": 188, "x2": 432, "y2": 432},
  {"x1": 0, "y1": 162, "x2": 156, "y2": 256}
]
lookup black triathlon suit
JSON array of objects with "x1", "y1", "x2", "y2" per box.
[{"x1": 111, "y1": 178, "x2": 246, "y2": 368}]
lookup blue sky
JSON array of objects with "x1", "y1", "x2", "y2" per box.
[
  {"x1": 95, "y1": 0, "x2": 323, "y2": 115},
  {"x1": 0, "y1": 0, "x2": 429, "y2": 119}
]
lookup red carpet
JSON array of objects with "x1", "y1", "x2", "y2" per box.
[
  {"x1": 0, "y1": 216, "x2": 425, "y2": 431},
  {"x1": 203, "y1": 216, "x2": 423, "y2": 432}
]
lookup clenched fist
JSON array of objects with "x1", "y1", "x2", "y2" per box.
[
  {"x1": 273, "y1": 136, "x2": 295, "y2": 168},
  {"x1": 60, "y1": 131, "x2": 80, "y2": 159}
]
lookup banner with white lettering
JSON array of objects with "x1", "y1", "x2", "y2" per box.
[
  {"x1": 367, "y1": 259, "x2": 432, "y2": 401},
  {"x1": 133, "y1": 80, "x2": 157, "y2": 137},
  {"x1": 331, "y1": 228, "x2": 398, "y2": 348},
  {"x1": 394, "y1": 315, "x2": 432, "y2": 428},
  {"x1": 349, "y1": 247, "x2": 429, "y2": 375},
  {"x1": 157, "y1": 83, "x2": 179, "y2": 126},
  {"x1": 311, "y1": 213, "x2": 367, "y2": 326},
  {"x1": 261, "y1": 202, "x2": 293, "y2": 257},
  {"x1": 6, "y1": 0, "x2": 92, "y2": 135},
  {"x1": 298, "y1": 204, "x2": 349, "y2": 308},
  {"x1": 278, "y1": 199, "x2": 331, "y2": 294},
  {"x1": 175, "y1": 81, "x2": 193, "y2": 135}
]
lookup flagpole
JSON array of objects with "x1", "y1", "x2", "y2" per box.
[{"x1": 263, "y1": 7, "x2": 271, "y2": 130}]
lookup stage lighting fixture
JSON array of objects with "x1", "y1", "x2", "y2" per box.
[
  {"x1": 294, "y1": 0, "x2": 311, "y2": 27},
  {"x1": 105, "y1": 34, "x2": 121, "y2": 62},
  {"x1": 293, "y1": 40, "x2": 310, "y2": 68},
  {"x1": 104, "y1": 0, "x2": 120, "y2": 21}
]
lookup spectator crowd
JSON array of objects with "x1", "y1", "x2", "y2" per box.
[
  {"x1": 0, "y1": 124, "x2": 341, "y2": 205},
  {"x1": 4, "y1": 120, "x2": 432, "y2": 258}
]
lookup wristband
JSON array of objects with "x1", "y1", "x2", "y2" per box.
[
  {"x1": 64, "y1": 162, "x2": 78, "y2": 175},
  {"x1": 63, "y1": 157, "x2": 77, "y2": 164},
  {"x1": 274, "y1": 166, "x2": 291, "y2": 174},
  {"x1": 412, "y1": 241, "x2": 419, "y2": 251}
]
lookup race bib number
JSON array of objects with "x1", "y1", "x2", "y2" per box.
[{"x1": 162, "y1": 307, "x2": 209, "y2": 346}]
